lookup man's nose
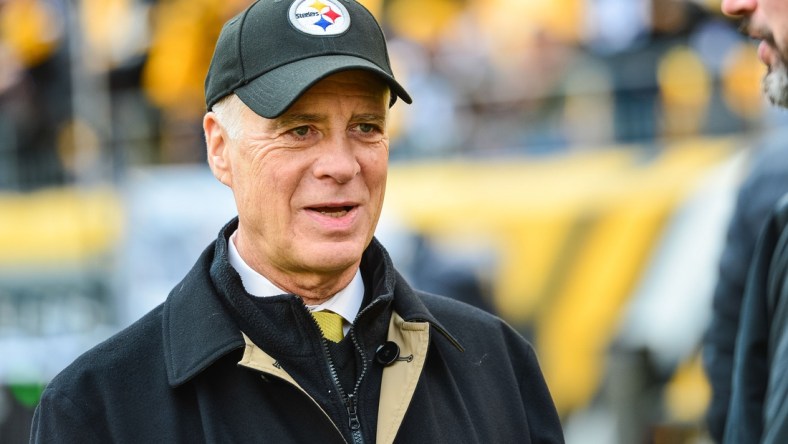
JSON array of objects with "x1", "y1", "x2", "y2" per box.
[
  {"x1": 721, "y1": 0, "x2": 757, "y2": 17},
  {"x1": 313, "y1": 136, "x2": 361, "y2": 184}
]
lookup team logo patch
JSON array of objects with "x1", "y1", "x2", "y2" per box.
[{"x1": 288, "y1": 0, "x2": 350, "y2": 36}]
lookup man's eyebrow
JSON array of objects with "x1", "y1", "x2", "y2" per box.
[
  {"x1": 273, "y1": 112, "x2": 387, "y2": 128},
  {"x1": 352, "y1": 113, "x2": 387, "y2": 126},
  {"x1": 274, "y1": 113, "x2": 325, "y2": 129}
]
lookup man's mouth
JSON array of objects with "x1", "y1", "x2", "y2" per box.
[
  {"x1": 740, "y1": 19, "x2": 778, "y2": 49},
  {"x1": 759, "y1": 40, "x2": 775, "y2": 66},
  {"x1": 309, "y1": 206, "x2": 355, "y2": 218}
]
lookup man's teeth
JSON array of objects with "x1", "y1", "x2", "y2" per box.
[{"x1": 319, "y1": 209, "x2": 348, "y2": 217}]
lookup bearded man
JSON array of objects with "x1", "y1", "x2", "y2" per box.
[{"x1": 702, "y1": 1, "x2": 788, "y2": 443}]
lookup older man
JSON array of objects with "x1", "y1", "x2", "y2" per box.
[
  {"x1": 29, "y1": 1, "x2": 563, "y2": 442},
  {"x1": 703, "y1": 1, "x2": 788, "y2": 443}
]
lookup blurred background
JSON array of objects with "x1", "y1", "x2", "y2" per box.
[{"x1": 0, "y1": 0, "x2": 784, "y2": 442}]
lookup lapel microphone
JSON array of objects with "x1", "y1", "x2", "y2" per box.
[{"x1": 375, "y1": 341, "x2": 401, "y2": 366}]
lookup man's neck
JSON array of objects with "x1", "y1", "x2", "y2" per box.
[
  {"x1": 273, "y1": 272, "x2": 357, "y2": 306},
  {"x1": 229, "y1": 231, "x2": 359, "y2": 304}
]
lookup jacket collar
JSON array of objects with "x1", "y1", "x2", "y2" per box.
[
  {"x1": 162, "y1": 218, "x2": 462, "y2": 387},
  {"x1": 392, "y1": 284, "x2": 464, "y2": 351},
  {"x1": 365, "y1": 237, "x2": 464, "y2": 352},
  {"x1": 162, "y1": 242, "x2": 245, "y2": 387}
]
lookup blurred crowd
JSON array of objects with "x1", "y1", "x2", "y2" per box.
[{"x1": 0, "y1": 0, "x2": 777, "y2": 191}]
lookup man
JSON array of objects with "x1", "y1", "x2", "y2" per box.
[
  {"x1": 29, "y1": 1, "x2": 564, "y2": 442},
  {"x1": 704, "y1": 1, "x2": 788, "y2": 443}
]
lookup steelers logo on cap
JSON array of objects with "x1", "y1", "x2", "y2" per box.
[{"x1": 288, "y1": 0, "x2": 351, "y2": 36}]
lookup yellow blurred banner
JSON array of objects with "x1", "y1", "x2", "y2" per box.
[
  {"x1": 386, "y1": 137, "x2": 735, "y2": 414},
  {"x1": 0, "y1": 187, "x2": 123, "y2": 266}
]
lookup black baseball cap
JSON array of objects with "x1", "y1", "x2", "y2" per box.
[{"x1": 205, "y1": 0, "x2": 412, "y2": 118}]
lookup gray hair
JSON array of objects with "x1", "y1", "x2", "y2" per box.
[{"x1": 211, "y1": 94, "x2": 246, "y2": 140}]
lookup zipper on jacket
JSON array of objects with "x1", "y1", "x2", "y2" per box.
[
  {"x1": 312, "y1": 295, "x2": 387, "y2": 444},
  {"x1": 321, "y1": 330, "x2": 368, "y2": 444},
  {"x1": 318, "y1": 296, "x2": 387, "y2": 444},
  {"x1": 345, "y1": 394, "x2": 361, "y2": 432}
]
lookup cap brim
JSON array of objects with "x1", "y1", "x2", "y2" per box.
[{"x1": 234, "y1": 55, "x2": 412, "y2": 119}]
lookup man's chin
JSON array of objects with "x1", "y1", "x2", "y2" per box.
[
  {"x1": 301, "y1": 241, "x2": 365, "y2": 274},
  {"x1": 764, "y1": 60, "x2": 788, "y2": 108}
]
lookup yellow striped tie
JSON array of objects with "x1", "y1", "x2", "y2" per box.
[{"x1": 311, "y1": 311, "x2": 344, "y2": 342}]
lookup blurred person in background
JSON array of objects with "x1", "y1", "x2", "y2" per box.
[
  {"x1": 28, "y1": 1, "x2": 563, "y2": 443},
  {"x1": 704, "y1": 0, "x2": 788, "y2": 443},
  {"x1": 703, "y1": 136, "x2": 788, "y2": 443}
]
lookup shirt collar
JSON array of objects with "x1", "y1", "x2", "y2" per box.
[
  {"x1": 227, "y1": 230, "x2": 364, "y2": 326},
  {"x1": 307, "y1": 270, "x2": 364, "y2": 327}
]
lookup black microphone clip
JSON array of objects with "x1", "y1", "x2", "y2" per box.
[{"x1": 375, "y1": 341, "x2": 413, "y2": 366}]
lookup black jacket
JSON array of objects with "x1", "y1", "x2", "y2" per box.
[
  {"x1": 30, "y1": 220, "x2": 564, "y2": 443},
  {"x1": 724, "y1": 194, "x2": 788, "y2": 444},
  {"x1": 703, "y1": 141, "x2": 788, "y2": 442}
]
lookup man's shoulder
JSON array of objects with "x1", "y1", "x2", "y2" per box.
[
  {"x1": 415, "y1": 291, "x2": 532, "y2": 354},
  {"x1": 417, "y1": 290, "x2": 500, "y2": 325},
  {"x1": 47, "y1": 304, "x2": 167, "y2": 393}
]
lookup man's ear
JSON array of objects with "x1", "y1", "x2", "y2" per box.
[{"x1": 204, "y1": 112, "x2": 232, "y2": 187}]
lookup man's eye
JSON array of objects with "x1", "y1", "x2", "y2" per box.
[
  {"x1": 291, "y1": 126, "x2": 310, "y2": 137},
  {"x1": 357, "y1": 123, "x2": 377, "y2": 133}
]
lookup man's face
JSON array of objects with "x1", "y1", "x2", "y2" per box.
[
  {"x1": 722, "y1": 0, "x2": 788, "y2": 107},
  {"x1": 206, "y1": 71, "x2": 390, "y2": 292}
]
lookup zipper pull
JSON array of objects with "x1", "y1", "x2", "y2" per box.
[{"x1": 345, "y1": 394, "x2": 361, "y2": 431}]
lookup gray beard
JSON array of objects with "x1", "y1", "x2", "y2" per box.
[{"x1": 764, "y1": 59, "x2": 788, "y2": 108}]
